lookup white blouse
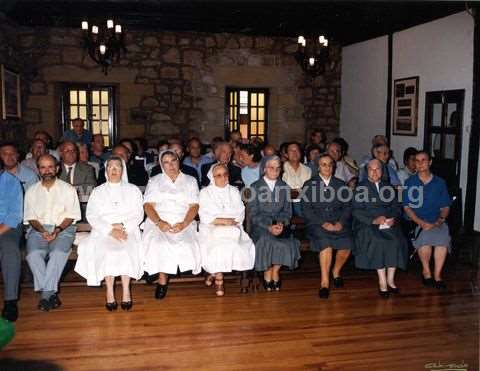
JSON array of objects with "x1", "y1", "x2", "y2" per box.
[{"x1": 144, "y1": 172, "x2": 199, "y2": 225}]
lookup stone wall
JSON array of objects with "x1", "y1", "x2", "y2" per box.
[
  {"x1": 3, "y1": 16, "x2": 341, "y2": 148},
  {"x1": 0, "y1": 13, "x2": 36, "y2": 144}
]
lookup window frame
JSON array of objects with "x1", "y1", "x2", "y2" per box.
[
  {"x1": 224, "y1": 87, "x2": 269, "y2": 142},
  {"x1": 59, "y1": 82, "x2": 117, "y2": 147}
]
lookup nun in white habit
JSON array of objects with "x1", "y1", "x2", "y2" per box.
[
  {"x1": 143, "y1": 150, "x2": 201, "y2": 300},
  {"x1": 75, "y1": 155, "x2": 144, "y2": 311},
  {"x1": 199, "y1": 163, "x2": 255, "y2": 296}
]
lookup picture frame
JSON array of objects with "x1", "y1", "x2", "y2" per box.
[
  {"x1": 392, "y1": 76, "x2": 419, "y2": 136},
  {"x1": 1, "y1": 65, "x2": 21, "y2": 120}
]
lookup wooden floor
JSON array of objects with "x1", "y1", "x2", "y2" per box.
[{"x1": 1, "y1": 266, "x2": 478, "y2": 371}]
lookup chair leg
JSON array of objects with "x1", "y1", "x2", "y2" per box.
[{"x1": 240, "y1": 271, "x2": 249, "y2": 293}]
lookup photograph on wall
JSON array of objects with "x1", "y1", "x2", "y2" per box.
[
  {"x1": 1, "y1": 65, "x2": 21, "y2": 120},
  {"x1": 392, "y1": 76, "x2": 418, "y2": 136}
]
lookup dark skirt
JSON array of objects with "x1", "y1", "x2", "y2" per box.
[
  {"x1": 254, "y1": 233, "x2": 301, "y2": 272},
  {"x1": 307, "y1": 227, "x2": 353, "y2": 253},
  {"x1": 353, "y1": 225, "x2": 408, "y2": 270},
  {"x1": 412, "y1": 223, "x2": 451, "y2": 253}
]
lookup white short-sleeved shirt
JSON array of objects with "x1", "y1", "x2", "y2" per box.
[
  {"x1": 144, "y1": 172, "x2": 199, "y2": 225},
  {"x1": 24, "y1": 178, "x2": 81, "y2": 226}
]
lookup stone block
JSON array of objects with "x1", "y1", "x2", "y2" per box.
[
  {"x1": 50, "y1": 35, "x2": 78, "y2": 46},
  {"x1": 141, "y1": 97, "x2": 159, "y2": 108},
  {"x1": 163, "y1": 48, "x2": 180, "y2": 63},
  {"x1": 162, "y1": 34, "x2": 177, "y2": 45},
  {"x1": 226, "y1": 37, "x2": 240, "y2": 49},
  {"x1": 160, "y1": 66, "x2": 180, "y2": 79},
  {"x1": 183, "y1": 49, "x2": 204, "y2": 65},
  {"x1": 144, "y1": 36, "x2": 160, "y2": 47},
  {"x1": 139, "y1": 67, "x2": 158, "y2": 79}
]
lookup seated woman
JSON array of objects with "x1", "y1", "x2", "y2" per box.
[
  {"x1": 301, "y1": 153, "x2": 353, "y2": 299},
  {"x1": 75, "y1": 156, "x2": 144, "y2": 311},
  {"x1": 143, "y1": 150, "x2": 201, "y2": 299},
  {"x1": 248, "y1": 155, "x2": 300, "y2": 291},
  {"x1": 198, "y1": 163, "x2": 255, "y2": 296},
  {"x1": 403, "y1": 151, "x2": 451, "y2": 289},
  {"x1": 352, "y1": 159, "x2": 408, "y2": 298}
]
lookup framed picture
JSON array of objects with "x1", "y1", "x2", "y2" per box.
[
  {"x1": 392, "y1": 76, "x2": 419, "y2": 136},
  {"x1": 1, "y1": 65, "x2": 21, "y2": 120}
]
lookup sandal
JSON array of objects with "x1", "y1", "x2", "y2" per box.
[
  {"x1": 205, "y1": 275, "x2": 215, "y2": 287},
  {"x1": 215, "y1": 279, "x2": 225, "y2": 297}
]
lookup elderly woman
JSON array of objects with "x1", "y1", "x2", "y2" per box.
[
  {"x1": 403, "y1": 151, "x2": 451, "y2": 289},
  {"x1": 199, "y1": 163, "x2": 255, "y2": 296},
  {"x1": 301, "y1": 154, "x2": 353, "y2": 299},
  {"x1": 248, "y1": 156, "x2": 301, "y2": 291},
  {"x1": 143, "y1": 150, "x2": 201, "y2": 299},
  {"x1": 75, "y1": 156, "x2": 144, "y2": 311},
  {"x1": 352, "y1": 159, "x2": 408, "y2": 298}
]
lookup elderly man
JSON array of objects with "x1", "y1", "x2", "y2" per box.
[
  {"x1": 0, "y1": 143, "x2": 39, "y2": 191},
  {"x1": 89, "y1": 134, "x2": 110, "y2": 167},
  {"x1": 22, "y1": 138, "x2": 48, "y2": 174},
  {"x1": 61, "y1": 118, "x2": 92, "y2": 146},
  {"x1": 352, "y1": 159, "x2": 408, "y2": 298},
  {"x1": 183, "y1": 137, "x2": 212, "y2": 181},
  {"x1": 200, "y1": 142, "x2": 243, "y2": 189},
  {"x1": 24, "y1": 154, "x2": 81, "y2": 311},
  {"x1": 282, "y1": 142, "x2": 311, "y2": 215},
  {"x1": 327, "y1": 142, "x2": 355, "y2": 187},
  {"x1": 58, "y1": 141, "x2": 96, "y2": 193},
  {"x1": 0, "y1": 165, "x2": 23, "y2": 321}
]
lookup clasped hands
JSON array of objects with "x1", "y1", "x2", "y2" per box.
[
  {"x1": 212, "y1": 218, "x2": 238, "y2": 226},
  {"x1": 372, "y1": 216, "x2": 395, "y2": 226},
  {"x1": 157, "y1": 220, "x2": 187, "y2": 233},
  {"x1": 322, "y1": 222, "x2": 343, "y2": 232},
  {"x1": 41, "y1": 228, "x2": 60, "y2": 242},
  {"x1": 110, "y1": 223, "x2": 128, "y2": 241}
]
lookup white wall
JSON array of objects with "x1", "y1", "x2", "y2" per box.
[
  {"x1": 340, "y1": 36, "x2": 388, "y2": 162},
  {"x1": 391, "y1": 11, "x2": 474, "y2": 211},
  {"x1": 341, "y1": 11, "x2": 478, "y2": 230}
]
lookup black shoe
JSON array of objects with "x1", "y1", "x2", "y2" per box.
[
  {"x1": 272, "y1": 280, "x2": 282, "y2": 291},
  {"x1": 422, "y1": 277, "x2": 434, "y2": 288},
  {"x1": 155, "y1": 284, "x2": 168, "y2": 299},
  {"x1": 263, "y1": 280, "x2": 273, "y2": 292},
  {"x1": 387, "y1": 285, "x2": 400, "y2": 294},
  {"x1": 121, "y1": 301, "x2": 133, "y2": 311},
  {"x1": 434, "y1": 280, "x2": 447, "y2": 290},
  {"x1": 145, "y1": 273, "x2": 159, "y2": 285},
  {"x1": 332, "y1": 276, "x2": 344, "y2": 288},
  {"x1": 2, "y1": 300, "x2": 18, "y2": 322},
  {"x1": 378, "y1": 289, "x2": 390, "y2": 298},
  {"x1": 48, "y1": 294, "x2": 62, "y2": 309},
  {"x1": 318, "y1": 287, "x2": 329, "y2": 299},
  {"x1": 38, "y1": 299, "x2": 51, "y2": 312},
  {"x1": 105, "y1": 301, "x2": 118, "y2": 311}
]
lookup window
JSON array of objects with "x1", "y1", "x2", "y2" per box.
[
  {"x1": 61, "y1": 84, "x2": 116, "y2": 147},
  {"x1": 424, "y1": 89, "x2": 464, "y2": 190},
  {"x1": 225, "y1": 87, "x2": 269, "y2": 142}
]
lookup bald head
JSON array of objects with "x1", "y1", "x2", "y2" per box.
[{"x1": 367, "y1": 159, "x2": 382, "y2": 183}]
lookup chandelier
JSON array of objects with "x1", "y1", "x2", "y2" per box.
[
  {"x1": 81, "y1": 19, "x2": 127, "y2": 75},
  {"x1": 294, "y1": 35, "x2": 332, "y2": 78}
]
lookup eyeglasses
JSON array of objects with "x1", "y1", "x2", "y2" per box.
[
  {"x1": 265, "y1": 166, "x2": 281, "y2": 170},
  {"x1": 213, "y1": 172, "x2": 229, "y2": 178}
]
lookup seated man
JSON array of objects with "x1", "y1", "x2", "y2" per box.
[
  {"x1": 0, "y1": 142, "x2": 39, "y2": 191},
  {"x1": 282, "y1": 142, "x2": 311, "y2": 215},
  {"x1": 61, "y1": 118, "x2": 92, "y2": 146},
  {"x1": 0, "y1": 167, "x2": 23, "y2": 321},
  {"x1": 21, "y1": 138, "x2": 48, "y2": 174},
  {"x1": 327, "y1": 142, "x2": 355, "y2": 188},
  {"x1": 24, "y1": 154, "x2": 81, "y2": 311},
  {"x1": 58, "y1": 141, "x2": 97, "y2": 198}
]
